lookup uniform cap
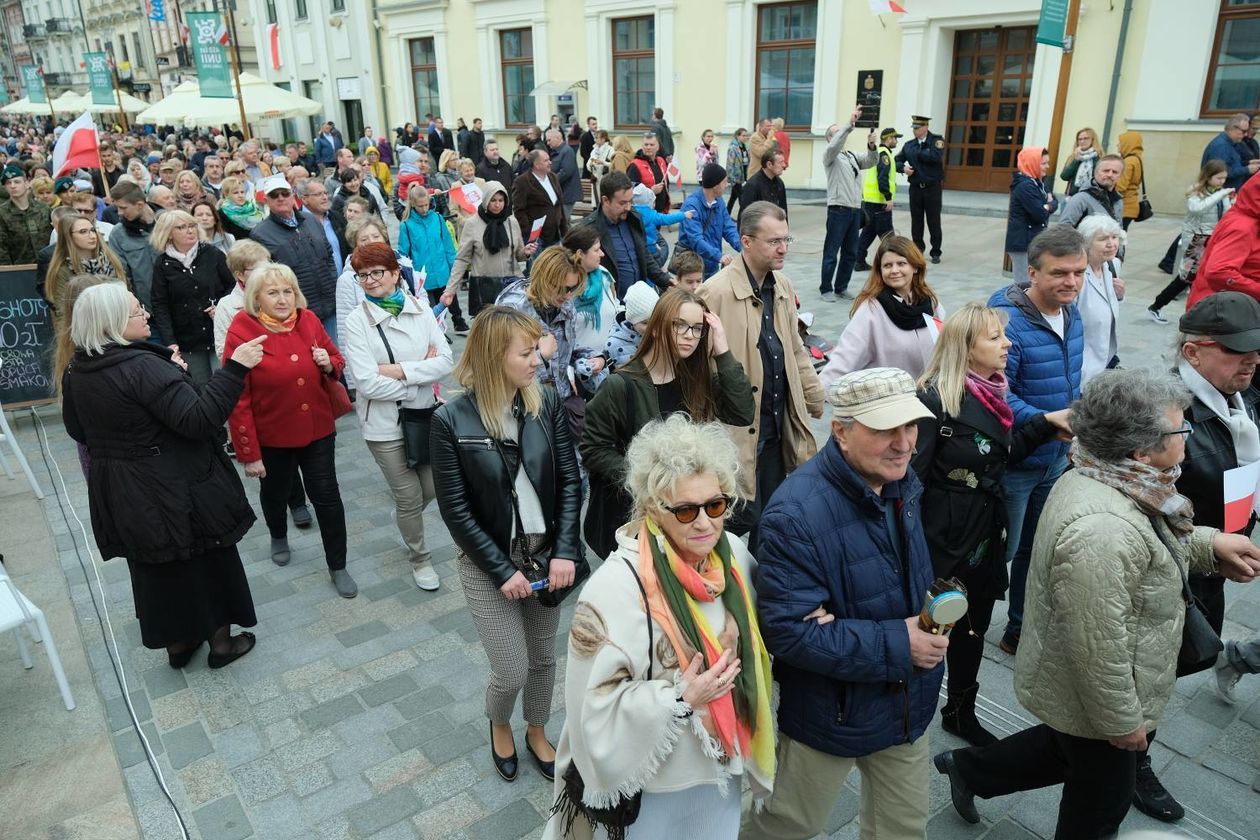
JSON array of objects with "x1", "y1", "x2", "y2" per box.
[
  {"x1": 881, "y1": 128, "x2": 903, "y2": 140},
  {"x1": 910, "y1": 115, "x2": 931, "y2": 126}
]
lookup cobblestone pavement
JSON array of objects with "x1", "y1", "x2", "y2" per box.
[{"x1": 3, "y1": 205, "x2": 1259, "y2": 840}]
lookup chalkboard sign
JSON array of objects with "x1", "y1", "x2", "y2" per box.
[{"x1": 0, "y1": 265, "x2": 56, "y2": 408}]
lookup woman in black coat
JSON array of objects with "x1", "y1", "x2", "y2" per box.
[
  {"x1": 62, "y1": 283, "x2": 269, "y2": 669},
  {"x1": 150, "y1": 209, "x2": 235, "y2": 385},
  {"x1": 913, "y1": 303, "x2": 1069, "y2": 746},
  {"x1": 430, "y1": 305, "x2": 585, "y2": 783}
]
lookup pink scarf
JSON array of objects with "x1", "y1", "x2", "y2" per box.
[{"x1": 966, "y1": 370, "x2": 1013, "y2": 431}]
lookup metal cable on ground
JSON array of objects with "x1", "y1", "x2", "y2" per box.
[{"x1": 30, "y1": 407, "x2": 191, "y2": 840}]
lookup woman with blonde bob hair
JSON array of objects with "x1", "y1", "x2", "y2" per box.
[
  {"x1": 431, "y1": 305, "x2": 585, "y2": 784},
  {"x1": 545, "y1": 415, "x2": 778, "y2": 840},
  {"x1": 223, "y1": 262, "x2": 357, "y2": 598},
  {"x1": 820, "y1": 235, "x2": 943, "y2": 386},
  {"x1": 911, "y1": 302, "x2": 1069, "y2": 746}
]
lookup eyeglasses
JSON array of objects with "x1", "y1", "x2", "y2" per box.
[
  {"x1": 671, "y1": 319, "x2": 706, "y2": 339},
  {"x1": 1163, "y1": 420, "x2": 1194, "y2": 438},
  {"x1": 268, "y1": 190, "x2": 293, "y2": 198},
  {"x1": 662, "y1": 496, "x2": 733, "y2": 524},
  {"x1": 563, "y1": 282, "x2": 581, "y2": 294},
  {"x1": 355, "y1": 268, "x2": 389, "y2": 284},
  {"x1": 1188, "y1": 339, "x2": 1249, "y2": 356},
  {"x1": 173, "y1": 223, "x2": 197, "y2": 231},
  {"x1": 752, "y1": 235, "x2": 795, "y2": 248},
  {"x1": 128, "y1": 305, "x2": 149, "y2": 320}
]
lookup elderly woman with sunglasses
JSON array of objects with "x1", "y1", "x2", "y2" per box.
[{"x1": 546, "y1": 415, "x2": 791, "y2": 840}]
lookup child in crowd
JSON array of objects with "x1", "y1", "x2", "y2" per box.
[
  {"x1": 631, "y1": 183, "x2": 692, "y2": 269},
  {"x1": 670, "y1": 249, "x2": 705, "y2": 293},
  {"x1": 605, "y1": 280, "x2": 658, "y2": 370}
]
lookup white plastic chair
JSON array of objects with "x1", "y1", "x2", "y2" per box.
[
  {"x1": 0, "y1": 359, "x2": 46, "y2": 499},
  {"x1": 0, "y1": 568, "x2": 75, "y2": 710}
]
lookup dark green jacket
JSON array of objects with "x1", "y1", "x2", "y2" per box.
[
  {"x1": 0, "y1": 198, "x2": 53, "y2": 265},
  {"x1": 581, "y1": 351, "x2": 755, "y2": 486}
]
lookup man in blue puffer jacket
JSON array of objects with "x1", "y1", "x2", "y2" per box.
[
  {"x1": 987, "y1": 225, "x2": 1086, "y2": 655},
  {"x1": 743, "y1": 367, "x2": 946, "y2": 840}
]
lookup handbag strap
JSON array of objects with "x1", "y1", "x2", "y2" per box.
[
  {"x1": 1146, "y1": 515, "x2": 1194, "y2": 605},
  {"x1": 373, "y1": 321, "x2": 406, "y2": 414},
  {"x1": 622, "y1": 557, "x2": 653, "y2": 681}
]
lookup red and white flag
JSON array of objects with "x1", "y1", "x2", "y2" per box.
[
  {"x1": 923, "y1": 312, "x2": 944, "y2": 341},
  {"x1": 216, "y1": 21, "x2": 230, "y2": 46},
  {"x1": 449, "y1": 182, "x2": 482, "y2": 216},
  {"x1": 665, "y1": 158, "x2": 682, "y2": 187},
  {"x1": 869, "y1": 0, "x2": 907, "y2": 13},
  {"x1": 266, "y1": 23, "x2": 281, "y2": 70},
  {"x1": 52, "y1": 112, "x2": 100, "y2": 178},
  {"x1": 528, "y1": 217, "x2": 546, "y2": 243},
  {"x1": 1223, "y1": 461, "x2": 1260, "y2": 533}
]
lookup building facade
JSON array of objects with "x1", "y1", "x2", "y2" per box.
[
  {"x1": 17, "y1": 0, "x2": 87, "y2": 93},
  {"x1": 82, "y1": 0, "x2": 162, "y2": 101},
  {"x1": 238, "y1": 0, "x2": 1256, "y2": 213},
  {"x1": 1, "y1": 0, "x2": 32, "y2": 101}
]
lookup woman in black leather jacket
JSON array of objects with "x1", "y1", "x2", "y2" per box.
[{"x1": 430, "y1": 305, "x2": 585, "y2": 784}]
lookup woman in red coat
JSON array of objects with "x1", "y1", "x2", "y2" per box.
[
  {"x1": 223, "y1": 262, "x2": 357, "y2": 598},
  {"x1": 1187, "y1": 174, "x2": 1260, "y2": 308}
]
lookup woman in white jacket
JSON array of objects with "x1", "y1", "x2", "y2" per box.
[{"x1": 341, "y1": 241, "x2": 453, "y2": 590}]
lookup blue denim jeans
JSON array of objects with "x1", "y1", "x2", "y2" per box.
[
  {"x1": 820, "y1": 205, "x2": 863, "y2": 295},
  {"x1": 1002, "y1": 454, "x2": 1068, "y2": 636}
]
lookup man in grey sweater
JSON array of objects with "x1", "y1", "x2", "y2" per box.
[
  {"x1": 1059, "y1": 154, "x2": 1124, "y2": 228},
  {"x1": 820, "y1": 107, "x2": 878, "y2": 301}
]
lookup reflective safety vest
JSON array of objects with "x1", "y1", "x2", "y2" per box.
[{"x1": 863, "y1": 146, "x2": 896, "y2": 203}]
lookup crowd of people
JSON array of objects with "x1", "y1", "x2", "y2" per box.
[{"x1": 5, "y1": 100, "x2": 1260, "y2": 840}]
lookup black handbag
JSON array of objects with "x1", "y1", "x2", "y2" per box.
[
  {"x1": 582, "y1": 373, "x2": 637, "y2": 558},
  {"x1": 550, "y1": 558, "x2": 650, "y2": 840},
  {"x1": 1134, "y1": 163, "x2": 1154, "y2": 222},
  {"x1": 1148, "y1": 517, "x2": 1223, "y2": 673},
  {"x1": 374, "y1": 322, "x2": 438, "y2": 468}
]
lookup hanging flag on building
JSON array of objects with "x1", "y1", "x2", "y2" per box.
[
  {"x1": 216, "y1": 21, "x2": 230, "y2": 46},
  {"x1": 186, "y1": 12, "x2": 234, "y2": 98},
  {"x1": 869, "y1": 0, "x2": 906, "y2": 13},
  {"x1": 21, "y1": 65, "x2": 46, "y2": 104},
  {"x1": 85, "y1": 52, "x2": 115, "y2": 106},
  {"x1": 52, "y1": 112, "x2": 101, "y2": 177},
  {"x1": 266, "y1": 23, "x2": 281, "y2": 70},
  {"x1": 147, "y1": 0, "x2": 165, "y2": 22}
]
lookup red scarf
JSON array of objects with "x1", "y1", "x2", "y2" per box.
[{"x1": 965, "y1": 370, "x2": 1013, "y2": 431}]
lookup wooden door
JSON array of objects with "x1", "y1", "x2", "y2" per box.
[{"x1": 944, "y1": 26, "x2": 1037, "y2": 192}]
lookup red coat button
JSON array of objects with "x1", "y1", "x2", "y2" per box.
[
  {"x1": 238, "y1": 425, "x2": 246, "y2": 432},
  {"x1": 301, "y1": 403, "x2": 309, "y2": 411},
  {"x1": 290, "y1": 353, "x2": 300, "y2": 362},
  {"x1": 297, "y1": 378, "x2": 305, "y2": 386}
]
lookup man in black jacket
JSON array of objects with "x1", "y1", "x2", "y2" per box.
[
  {"x1": 476, "y1": 141, "x2": 514, "y2": 202},
  {"x1": 428, "y1": 117, "x2": 455, "y2": 163},
  {"x1": 580, "y1": 171, "x2": 672, "y2": 299},
  {"x1": 740, "y1": 148, "x2": 789, "y2": 222},
  {"x1": 579, "y1": 116, "x2": 598, "y2": 179},
  {"x1": 250, "y1": 175, "x2": 338, "y2": 336},
  {"x1": 465, "y1": 118, "x2": 485, "y2": 165}
]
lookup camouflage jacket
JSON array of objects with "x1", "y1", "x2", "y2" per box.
[{"x1": 0, "y1": 198, "x2": 53, "y2": 265}]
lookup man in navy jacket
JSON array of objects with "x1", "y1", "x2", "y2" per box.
[
  {"x1": 743, "y1": 367, "x2": 946, "y2": 840},
  {"x1": 1202, "y1": 113, "x2": 1260, "y2": 191}
]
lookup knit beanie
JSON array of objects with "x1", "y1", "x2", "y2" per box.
[
  {"x1": 701, "y1": 163, "x2": 727, "y2": 189},
  {"x1": 623, "y1": 281, "x2": 660, "y2": 326}
]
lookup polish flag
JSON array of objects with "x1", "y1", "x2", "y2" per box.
[
  {"x1": 266, "y1": 23, "x2": 281, "y2": 70},
  {"x1": 449, "y1": 182, "x2": 482, "y2": 215},
  {"x1": 216, "y1": 21, "x2": 230, "y2": 46},
  {"x1": 52, "y1": 112, "x2": 100, "y2": 178},
  {"x1": 869, "y1": 0, "x2": 907, "y2": 13},
  {"x1": 923, "y1": 312, "x2": 944, "y2": 341},
  {"x1": 1223, "y1": 462, "x2": 1260, "y2": 533},
  {"x1": 528, "y1": 217, "x2": 546, "y2": 243},
  {"x1": 665, "y1": 158, "x2": 682, "y2": 187}
]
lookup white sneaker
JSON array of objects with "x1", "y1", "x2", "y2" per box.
[
  {"x1": 821, "y1": 291, "x2": 837, "y2": 303},
  {"x1": 412, "y1": 563, "x2": 440, "y2": 591},
  {"x1": 1213, "y1": 650, "x2": 1242, "y2": 704}
]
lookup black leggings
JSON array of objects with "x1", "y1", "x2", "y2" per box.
[
  {"x1": 946, "y1": 587, "x2": 998, "y2": 692},
  {"x1": 258, "y1": 434, "x2": 347, "y2": 570},
  {"x1": 727, "y1": 182, "x2": 743, "y2": 214},
  {"x1": 1150, "y1": 274, "x2": 1192, "y2": 312}
]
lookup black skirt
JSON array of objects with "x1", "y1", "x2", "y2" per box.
[{"x1": 126, "y1": 545, "x2": 257, "y2": 648}]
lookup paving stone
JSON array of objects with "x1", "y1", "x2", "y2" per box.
[
  {"x1": 248, "y1": 793, "x2": 315, "y2": 840},
  {"x1": 1185, "y1": 689, "x2": 1242, "y2": 729},
  {"x1": 394, "y1": 685, "x2": 456, "y2": 721},
  {"x1": 335, "y1": 619, "x2": 393, "y2": 648},
  {"x1": 250, "y1": 578, "x2": 298, "y2": 606},
  {"x1": 368, "y1": 820, "x2": 421, "y2": 840},
  {"x1": 287, "y1": 759, "x2": 337, "y2": 797},
  {"x1": 177, "y1": 754, "x2": 236, "y2": 807},
  {"x1": 163, "y1": 721, "x2": 213, "y2": 770},
  {"x1": 301, "y1": 774, "x2": 374, "y2": 824},
  {"x1": 231, "y1": 755, "x2": 290, "y2": 806},
  {"x1": 1153, "y1": 713, "x2": 1225, "y2": 758},
  {"x1": 347, "y1": 784, "x2": 425, "y2": 835},
  {"x1": 365, "y1": 749, "x2": 436, "y2": 793},
  {"x1": 308, "y1": 668, "x2": 372, "y2": 703},
  {"x1": 1226, "y1": 598, "x2": 1260, "y2": 630},
  {"x1": 464, "y1": 798, "x2": 544, "y2": 840},
  {"x1": 264, "y1": 717, "x2": 303, "y2": 749},
  {"x1": 361, "y1": 673, "x2": 420, "y2": 707},
  {"x1": 324, "y1": 731, "x2": 398, "y2": 781},
  {"x1": 274, "y1": 730, "x2": 343, "y2": 771},
  {"x1": 412, "y1": 791, "x2": 488, "y2": 840},
  {"x1": 1202, "y1": 747, "x2": 1260, "y2": 786},
  {"x1": 415, "y1": 757, "x2": 485, "y2": 809},
  {"x1": 361, "y1": 576, "x2": 415, "y2": 601},
  {"x1": 191, "y1": 794, "x2": 252, "y2": 840},
  {"x1": 389, "y1": 711, "x2": 456, "y2": 752},
  {"x1": 210, "y1": 723, "x2": 267, "y2": 769},
  {"x1": 104, "y1": 690, "x2": 152, "y2": 732},
  {"x1": 140, "y1": 664, "x2": 187, "y2": 700},
  {"x1": 982, "y1": 819, "x2": 1041, "y2": 839},
  {"x1": 112, "y1": 721, "x2": 165, "y2": 769},
  {"x1": 299, "y1": 692, "x2": 365, "y2": 730}
]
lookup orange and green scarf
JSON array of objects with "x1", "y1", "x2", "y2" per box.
[
  {"x1": 638, "y1": 518, "x2": 775, "y2": 781},
  {"x1": 258, "y1": 310, "x2": 299, "y2": 333}
]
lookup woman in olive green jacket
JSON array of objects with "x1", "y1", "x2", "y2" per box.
[
  {"x1": 580, "y1": 288, "x2": 755, "y2": 557},
  {"x1": 934, "y1": 370, "x2": 1260, "y2": 839}
]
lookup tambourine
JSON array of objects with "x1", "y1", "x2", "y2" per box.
[{"x1": 918, "y1": 577, "x2": 969, "y2": 636}]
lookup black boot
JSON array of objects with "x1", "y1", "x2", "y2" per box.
[
  {"x1": 941, "y1": 683, "x2": 998, "y2": 747},
  {"x1": 1133, "y1": 754, "x2": 1184, "y2": 822}
]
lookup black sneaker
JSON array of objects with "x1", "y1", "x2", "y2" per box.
[
  {"x1": 933, "y1": 750, "x2": 980, "y2": 824},
  {"x1": 290, "y1": 504, "x2": 313, "y2": 528},
  {"x1": 453, "y1": 322, "x2": 471, "y2": 336},
  {"x1": 854, "y1": 262, "x2": 872, "y2": 272},
  {"x1": 1133, "y1": 755, "x2": 1184, "y2": 822}
]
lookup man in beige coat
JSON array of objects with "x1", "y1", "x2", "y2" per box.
[
  {"x1": 747, "y1": 119, "x2": 776, "y2": 179},
  {"x1": 699, "y1": 200, "x2": 824, "y2": 550}
]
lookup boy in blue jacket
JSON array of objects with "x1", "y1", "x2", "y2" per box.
[
  {"x1": 631, "y1": 183, "x2": 689, "y2": 269},
  {"x1": 678, "y1": 164, "x2": 743, "y2": 277}
]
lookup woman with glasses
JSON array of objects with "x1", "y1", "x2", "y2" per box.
[
  {"x1": 150, "y1": 209, "x2": 236, "y2": 386},
  {"x1": 820, "y1": 235, "x2": 943, "y2": 387},
  {"x1": 581, "y1": 288, "x2": 753, "y2": 558},
  {"x1": 43, "y1": 212, "x2": 126, "y2": 325},
  {"x1": 545, "y1": 415, "x2": 779, "y2": 840},
  {"x1": 62, "y1": 283, "x2": 268, "y2": 670},
  {"x1": 496, "y1": 246, "x2": 606, "y2": 436},
  {"x1": 341, "y1": 242, "x2": 453, "y2": 591},
  {"x1": 934, "y1": 369, "x2": 1260, "y2": 839},
  {"x1": 430, "y1": 305, "x2": 585, "y2": 784}
]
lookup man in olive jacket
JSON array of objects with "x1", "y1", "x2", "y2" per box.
[{"x1": 0, "y1": 165, "x2": 53, "y2": 265}]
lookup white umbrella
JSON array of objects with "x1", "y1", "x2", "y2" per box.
[
  {"x1": 49, "y1": 91, "x2": 87, "y2": 113},
  {"x1": 0, "y1": 97, "x2": 53, "y2": 115},
  {"x1": 80, "y1": 91, "x2": 154, "y2": 114},
  {"x1": 135, "y1": 72, "x2": 321, "y2": 127}
]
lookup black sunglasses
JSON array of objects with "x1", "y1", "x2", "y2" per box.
[{"x1": 662, "y1": 495, "x2": 733, "y2": 524}]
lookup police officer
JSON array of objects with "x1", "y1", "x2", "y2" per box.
[
  {"x1": 856, "y1": 127, "x2": 902, "y2": 272},
  {"x1": 895, "y1": 115, "x2": 945, "y2": 263}
]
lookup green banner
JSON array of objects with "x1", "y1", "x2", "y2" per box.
[
  {"x1": 85, "y1": 52, "x2": 115, "y2": 106},
  {"x1": 1035, "y1": 0, "x2": 1071, "y2": 47},
  {"x1": 187, "y1": 12, "x2": 233, "y2": 98},
  {"x1": 21, "y1": 65, "x2": 46, "y2": 103},
  {"x1": 0, "y1": 84, "x2": 9, "y2": 105}
]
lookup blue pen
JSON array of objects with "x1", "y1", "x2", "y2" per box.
[{"x1": 529, "y1": 578, "x2": 550, "y2": 592}]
